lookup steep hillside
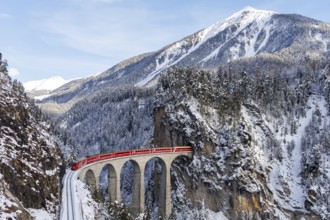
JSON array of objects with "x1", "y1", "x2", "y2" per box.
[
  {"x1": 0, "y1": 58, "x2": 64, "y2": 219},
  {"x1": 37, "y1": 7, "x2": 330, "y2": 117},
  {"x1": 155, "y1": 66, "x2": 330, "y2": 219},
  {"x1": 58, "y1": 85, "x2": 155, "y2": 157}
]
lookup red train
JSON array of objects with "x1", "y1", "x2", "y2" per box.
[{"x1": 71, "y1": 146, "x2": 192, "y2": 170}]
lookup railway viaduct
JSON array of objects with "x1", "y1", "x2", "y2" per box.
[{"x1": 77, "y1": 149, "x2": 193, "y2": 218}]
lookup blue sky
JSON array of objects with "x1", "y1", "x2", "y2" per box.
[{"x1": 1, "y1": 0, "x2": 330, "y2": 82}]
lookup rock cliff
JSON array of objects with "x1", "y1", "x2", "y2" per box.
[
  {"x1": 0, "y1": 58, "x2": 64, "y2": 219},
  {"x1": 154, "y1": 67, "x2": 329, "y2": 219}
]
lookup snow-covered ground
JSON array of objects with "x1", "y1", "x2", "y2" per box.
[
  {"x1": 0, "y1": 193, "x2": 19, "y2": 219},
  {"x1": 28, "y1": 208, "x2": 54, "y2": 220},
  {"x1": 242, "y1": 95, "x2": 330, "y2": 215},
  {"x1": 212, "y1": 211, "x2": 229, "y2": 220},
  {"x1": 60, "y1": 170, "x2": 97, "y2": 220}
]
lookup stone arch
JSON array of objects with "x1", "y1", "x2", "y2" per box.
[
  {"x1": 144, "y1": 157, "x2": 167, "y2": 218},
  {"x1": 99, "y1": 164, "x2": 117, "y2": 203},
  {"x1": 120, "y1": 160, "x2": 141, "y2": 216},
  {"x1": 85, "y1": 169, "x2": 97, "y2": 193}
]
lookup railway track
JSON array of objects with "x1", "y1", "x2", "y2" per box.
[{"x1": 61, "y1": 170, "x2": 76, "y2": 220}]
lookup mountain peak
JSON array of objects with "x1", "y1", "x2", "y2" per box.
[
  {"x1": 227, "y1": 6, "x2": 277, "y2": 21},
  {"x1": 24, "y1": 76, "x2": 68, "y2": 92},
  {"x1": 240, "y1": 6, "x2": 276, "y2": 13},
  {"x1": 197, "y1": 7, "x2": 276, "y2": 50},
  {"x1": 242, "y1": 6, "x2": 258, "y2": 12}
]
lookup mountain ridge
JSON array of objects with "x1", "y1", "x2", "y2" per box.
[{"x1": 35, "y1": 7, "x2": 330, "y2": 117}]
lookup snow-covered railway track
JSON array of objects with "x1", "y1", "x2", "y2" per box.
[
  {"x1": 61, "y1": 170, "x2": 78, "y2": 220},
  {"x1": 67, "y1": 171, "x2": 75, "y2": 220}
]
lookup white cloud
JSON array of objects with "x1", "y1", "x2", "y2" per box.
[
  {"x1": 0, "y1": 13, "x2": 12, "y2": 19},
  {"x1": 8, "y1": 67, "x2": 20, "y2": 77},
  {"x1": 38, "y1": 8, "x2": 166, "y2": 57},
  {"x1": 27, "y1": 0, "x2": 228, "y2": 80}
]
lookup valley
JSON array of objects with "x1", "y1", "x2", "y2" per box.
[{"x1": 1, "y1": 6, "x2": 330, "y2": 220}]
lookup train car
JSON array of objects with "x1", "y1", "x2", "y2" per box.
[
  {"x1": 99, "y1": 152, "x2": 115, "y2": 160},
  {"x1": 152, "y1": 147, "x2": 172, "y2": 153},
  {"x1": 87, "y1": 155, "x2": 101, "y2": 164},
  {"x1": 173, "y1": 146, "x2": 192, "y2": 152},
  {"x1": 71, "y1": 146, "x2": 192, "y2": 171},
  {"x1": 114, "y1": 150, "x2": 131, "y2": 157},
  {"x1": 131, "y1": 149, "x2": 151, "y2": 155}
]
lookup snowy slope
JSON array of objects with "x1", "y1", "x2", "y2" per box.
[
  {"x1": 61, "y1": 170, "x2": 94, "y2": 220},
  {"x1": 24, "y1": 76, "x2": 68, "y2": 92},
  {"x1": 242, "y1": 95, "x2": 330, "y2": 212},
  {"x1": 153, "y1": 67, "x2": 330, "y2": 219},
  {"x1": 136, "y1": 7, "x2": 276, "y2": 86},
  {"x1": 0, "y1": 60, "x2": 64, "y2": 219}
]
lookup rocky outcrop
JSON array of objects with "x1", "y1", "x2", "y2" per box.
[
  {"x1": 0, "y1": 59, "x2": 64, "y2": 219},
  {"x1": 154, "y1": 102, "x2": 322, "y2": 220},
  {"x1": 153, "y1": 67, "x2": 329, "y2": 219}
]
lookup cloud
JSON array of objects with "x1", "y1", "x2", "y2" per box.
[
  {"x1": 0, "y1": 13, "x2": 12, "y2": 19},
  {"x1": 27, "y1": 0, "x2": 233, "y2": 80},
  {"x1": 37, "y1": 7, "x2": 180, "y2": 59},
  {"x1": 8, "y1": 67, "x2": 20, "y2": 77}
]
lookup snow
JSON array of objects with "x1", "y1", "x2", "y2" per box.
[
  {"x1": 23, "y1": 76, "x2": 69, "y2": 92},
  {"x1": 33, "y1": 94, "x2": 52, "y2": 100},
  {"x1": 244, "y1": 16, "x2": 272, "y2": 57},
  {"x1": 187, "y1": 98, "x2": 220, "y2": 133},
  {"x1": 28, "y1": 208, "x2": 53, "y2": 220},
  {"x1": 202, "y1": 46, "x2": 222, "y2": 62},
  {"x1": 255, "y1": 24, "x2": 272, "y2": 53},
  {"x1": 242, "y1": 95, "x2": 330, "y2": 212},
  {"x1": 72, "y1": 122, "x2": 81, "y2": 130},
  {"x1": 200, "y1": 7, "x2": 274, "y2": 47},
  {"x1": 310, "y1": 30, "x2": 330, "y2": 53},
  {"x1": 199, "y1": 6, "x2": 274, "y2": 61},
  {"x1": 271, "y1": 95, "x2": 328, "y2": 209},
  {"x1": 45, "y1": 168, "x2": 58, "y2": 176},
  {"x1": 136, "y1": 7, "x2": 276, "y2": 87},
  {"x1": 75, "y1": 179, "x2": 97, "y2": 220},
  {"x1": 0, "y1": 193, "x2": 18, "y2": 219},
  {"x1": 61, "y1": 170, "x2": 97, "y2": 220},
  {"x1": 212, "y1": 211, "x2": 229, "y2": 220}
]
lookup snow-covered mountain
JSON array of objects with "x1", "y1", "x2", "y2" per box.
[
  {"x1": 23, "y1": 76, "x2": 69, "y2": 100},
  {"x1": 36, "y1": 6, "x2": 330, "y2": 117},
  {"x1": 24, "y1": 76, "x2": 68, "y2": 92},
  {"x1": 136, "y1": 6, "x2": 277, "y2": 86}
]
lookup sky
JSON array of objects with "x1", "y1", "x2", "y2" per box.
[{"x1": 1, "y1": 0, "x2": 330, "y2": 83}]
